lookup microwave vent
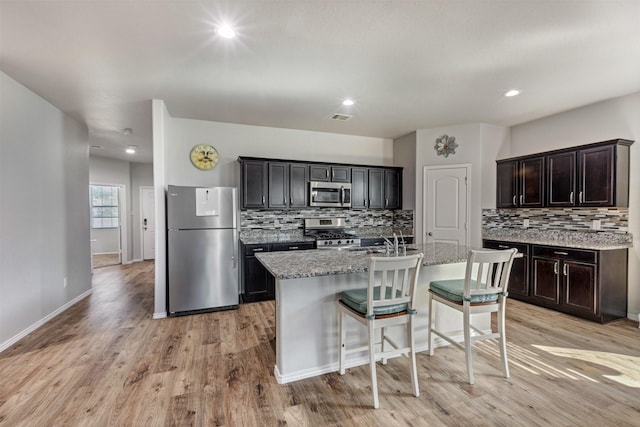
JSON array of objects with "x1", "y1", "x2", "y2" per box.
[{"x1": 330, "y1": 113, "x2": 352, "y2": 121}]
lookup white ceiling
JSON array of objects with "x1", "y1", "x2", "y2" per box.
[{"x1": 2, "y1": 1, "x2": 640, "y2": 164}]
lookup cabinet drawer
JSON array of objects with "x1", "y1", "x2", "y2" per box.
[
  {"x1": 483, "y1": 240, "x2": 529, "y2": 255},
  {"x1": 532, "y1": 245, "x2": 596, "y2": 263},
  {"x1": 271, "y1": 241, "x2": 315, "y2": 251},
  {"x1": 245, "y1": 244, "x2": 270, "y2": 256}
]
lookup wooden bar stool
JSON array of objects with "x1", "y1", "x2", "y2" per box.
[
  {"x1": 427, "y1": 248, "x2": 517, "y2": 384},
  {"x1": 336, "y1": 253, "x2": 424, "y2": 409}
]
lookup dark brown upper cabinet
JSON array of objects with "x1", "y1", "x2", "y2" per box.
[
  {"x1": 498, "y1": 138, "x2": 632, "y2": 209},
  {"x1": 351, "y1": 167, "x2": 368, "y2": 209},
  {"x1": 384, "y1": 169, "x2": 402, "y2": 209},
  {"x1": 242, "y1": 160, "x2": 268, "y2": 208},
  {"x1": 309, "y1": 165, "x2": 351, "y2": 182},
  {"x1": 268, "y1": 162, "x2": 289, "y2": 209},
  {"x1": 496, "y1": 157, "x2": 544, "y2": 208},
  {"x1": 546, "y1": 151, "x2": 576, "y2": 207},
  {"x1": 289, "y1": 163, "x2": 309, "y2": 208}
]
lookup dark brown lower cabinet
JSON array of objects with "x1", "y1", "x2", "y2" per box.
[
  {"x1": 484, "y1": 240, "x2": 628, "y2": 323},
  {"x1": 241, "y1": 241, "x2": 315, "y2": 302},
  {"x1": 483, "y1": 240, "x2": 531, "y2": 302}
]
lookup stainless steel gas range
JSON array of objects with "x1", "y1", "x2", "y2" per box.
[{"x1": 303, "y1": 217, "x2": 361, "y2": 250}]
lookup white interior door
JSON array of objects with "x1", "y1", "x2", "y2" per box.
[
  {"x1": 142, "y1": 187, "x2": 156, "y2": 260},
  {"x1": 423, "y1": 165, "x2": 469, "y2": 246}
]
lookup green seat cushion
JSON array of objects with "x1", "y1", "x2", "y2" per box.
[
  {"x1": 429, "y1": 279, "x2": 500, "y2": 303},
  {"x1": 340, "y1": 287, "x2": 408, "y2": 317}
]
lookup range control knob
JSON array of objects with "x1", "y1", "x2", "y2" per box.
[{"x1": 337, "y1": 240, "x2": 342, "y2": 245}]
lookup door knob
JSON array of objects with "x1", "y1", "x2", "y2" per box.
[{"x1": 427, "y1": 232, "x2": 433, "y2": 236}]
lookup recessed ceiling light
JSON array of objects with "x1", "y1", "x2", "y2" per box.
[
  {"x1": 342, "y1": 99, "x2": 354, "y2": 106},
  {"x1": 126, "y1": 146, "x2": 137, "y2": 154},
  {"x1": 504, "y1": 89, "x2": 521, "y2": 97},
  {"x1": 216, "y1": 25, "x2": 236, "y2": 39},
  {"x1": 122, "y1": 128, "x2": 132, "y2": 135}
]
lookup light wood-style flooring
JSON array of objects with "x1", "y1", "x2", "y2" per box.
[{"x1": 1, "y1": 261, "x2": 639, "y2": 426}]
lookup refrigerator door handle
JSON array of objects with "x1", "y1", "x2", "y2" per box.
[{"x1": 232, "y1": 233, "x2": 238, "y2": 268}]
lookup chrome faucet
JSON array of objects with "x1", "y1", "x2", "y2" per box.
[
  {"x1": 382, "y1": 236, "x2": 394, "y2": 255},
  {"x1": 393, "y1": 233, "x2": 399, "y2": 254}
]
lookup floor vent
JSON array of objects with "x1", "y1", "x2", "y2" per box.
[{"x1": 330, "y1": 113, "x2": 352, "y2": 121}]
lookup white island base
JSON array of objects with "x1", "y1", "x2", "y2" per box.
[{"x1": 273, "y1": 262, "x2": 491, "y2": 384}]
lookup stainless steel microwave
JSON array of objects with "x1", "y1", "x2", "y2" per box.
[{"x1": 309, "y1": 181, "x2": 351, "y2": 207}]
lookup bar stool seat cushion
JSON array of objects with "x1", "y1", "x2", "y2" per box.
[
  {"x1": 429, "y1": 279, "x2": 500, "y2": 304},
  {"x1": 340, "y1": 287, "x2": 407, "y2": 317}
]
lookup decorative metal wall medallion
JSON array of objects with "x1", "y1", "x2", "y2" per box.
[{"x1": 434, "y1": 134, "x2": 458, "y2": 158}]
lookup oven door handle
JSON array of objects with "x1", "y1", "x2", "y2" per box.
[{"x1": 340, "y1": 186, "x2": 345, "y2": 205}]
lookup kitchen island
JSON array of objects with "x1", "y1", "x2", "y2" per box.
[{"x1": 256, "y1": 243, "x2": 486, "y2": 384}]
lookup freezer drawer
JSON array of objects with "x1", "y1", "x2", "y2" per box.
[{"x1": 168, "y1": 228, "x2": 239, "y2": 314}]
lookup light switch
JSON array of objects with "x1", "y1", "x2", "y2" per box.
[
  {"x1": 592, "y1": 219, "x2": 601, "y2": 230},
  {"x1": 523, "y1": 219, "x2": 529, "y2": 228}
]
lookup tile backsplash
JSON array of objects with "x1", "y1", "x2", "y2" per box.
[
  {"x1": 483, "y1": 208, "x2": 629, "y2": 234},
  {"x1": 241, "y1": 208, "x2": 414, "y2": 231}
]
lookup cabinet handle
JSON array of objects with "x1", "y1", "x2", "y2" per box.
[
  {"x1": 570, "y1": 191, "x2": 574, "y2": 204},
  {"x1": 563, "y1": 263, "x2": 568, "y2": 276},
  {"x1": 579, "y1": 191, "x2": 583, "y2": 204},
  {"x1": 554, "y1": 251, "x2": 569, "y2": 255},
  {"x1": 498, "y1": 245, "x2": 509, "y2": 249},
  {"x1": 289, "y1": 246, "x2": 299, "y2": 250},
  {"x1": 520, "y1": 194, "x2": 523, "y2": 205},
  {"x1": 326, "y1": 169, "x2": 328, "y2": 178},
  {"x1": 385, "y1": 198, "x2": 388, "y2": 207},
  {"x1": 554, "y1": 261, "x2": 558, "y2": 275},
  {"x1": 253, "y1": 248, "x2": 264, "y2": 252},
  {"x1": 332, "y1": 170, "x2": 335, "y2": 179},
  {"x1": 290, "y1": 197, "x2": 293, "y2": 205},
  {"x1": 262, "y1": 196, "x2": 265, "y2": 205},
  {"x1": 512, "y1": 195, "x2": 517, "y2": 205}
]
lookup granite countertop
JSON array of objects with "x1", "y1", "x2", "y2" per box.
[
  {"x1": 240, "y1": 227, "x2": 414, "y2": 245},
  {"x1": 482, "y1": 228, "x2": 633, "y2": 250},
  {"x1": 255, "y1": 242, "x2": 470, "y2": 280}
]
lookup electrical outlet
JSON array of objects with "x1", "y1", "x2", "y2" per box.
[
  {"x1": 592, "y1": 219, "x2": 601, "y2": 230},
  {"x1": 274, "y1": 219, "x2": 280, "y2": 226},
  {"x1": 368, "y1": 218, "x2": 374, "y2": 226},
  {"x1": 523, "y1": 219, "x2": 530, "y2": 228},
  {"x1": 63, "y1": 277, "x2": 67, "y2": 288}
]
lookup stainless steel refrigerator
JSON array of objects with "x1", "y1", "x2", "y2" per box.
[{"x1": 167, "y1": 185, "x2": 239, "y2": 316}]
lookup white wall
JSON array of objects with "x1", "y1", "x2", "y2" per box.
[
  {"x1": 130, "y1": 163, "x2": 153, "y2": 261},
  {"x1": 165, "y1": 117, "x2": 393, "y2": 188},
  {"x1": 0, "y1": 71, "x2": 91, "y2": 350},
  {"x1": 409, "y1": 123, "x2": 509, "y2": 246},
  {"x1": 152, "y1": 102, "x2": 394, "y2": 317},
  {"x1": 89, "y1": 156, "x2": 130, "y2": 263},
  {"x1": 509, "y1": 92, "x2": 640, "y2": 318},
  {"x1": 89, "y1": 157, "x2": 153, "y2": 262},
  {"x1": 393, "y1": 131, "x2": 417, "y2": 210}
]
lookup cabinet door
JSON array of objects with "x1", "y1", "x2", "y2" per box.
[
  {"x1": 331, "y1": 166, "x2": 351, "y2": 183},
  {"x1": 483, "y1": 240, "x2": 529, "y2": 299},
  {"x1": 520, "y1": 157, "x2": 544, "y2": 207},
  {"x1": 564, "y1": 261, "x2": 597, "y2": 315},
  {"x1": 496, "y1": 161, "x2": 518, "y2": 208},
  {"x1": 368, "y1": 168, "x2": 385, "y2": 209},
  {"x1": 289, "y1": 163, "x2": 308, "y2": 208},
  {"x1": 578, "y1": 145, "x2": 614, "y2": 206},
  {"x1": 268, "y1": 162, "x2": 288, "y2": 209},
  {"x1": 244, "y1": 256, "x2": 271, "y2": 300},
  {"x1": 309, "y1": 165, "x2": 330, "y2": 181},
  {"x1": 351, "y1": 168, "x2": 368, "y2": 209},
  {"x1": 532, "y1": 257, "x2": 560, "y2": 305},
  {"x1": 242, "y1": 161, "x2": 268, "y2": 208},
  {"x1": 547, "y1": 151, "x2": 576, "y2": 207},
  {"x1": 384, "y1": 169, "x2": 402, "y2": 209}
]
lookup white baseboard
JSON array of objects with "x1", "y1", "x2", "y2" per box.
[
  {"x1": 153, "y1": 312, "x2": 167, "y2": 319},
  {"x1": 0, "y1": 289, "x2": 93, "y2": 353},
  {"x1": 274, "y1": 331, "x2": 472, "y2": 384},
  {"x1": 92, "y1": 251, "x2": 120, "y2": 255},
  {"x1": 627, "y1": 312, "x2": 639, "y2": 326}
]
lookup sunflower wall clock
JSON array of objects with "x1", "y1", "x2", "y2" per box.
[
  {"x1": 434, "y1": 135, "x2": 458, "y2": 158},
  {"x1": 190, "y1": 144, "x2": 218, "y2": 170}
]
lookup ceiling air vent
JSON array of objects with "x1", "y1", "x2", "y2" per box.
[
  {"x1": 330, "y1": 113, "x2": 352, "y2": 121},
  {"x1": 90, "y1": 145, "x2": 104, "y2": 149}
]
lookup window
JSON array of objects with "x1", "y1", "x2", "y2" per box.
[{"x1": 91, "y1": 185, "x2": 119, "y2": 228}]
